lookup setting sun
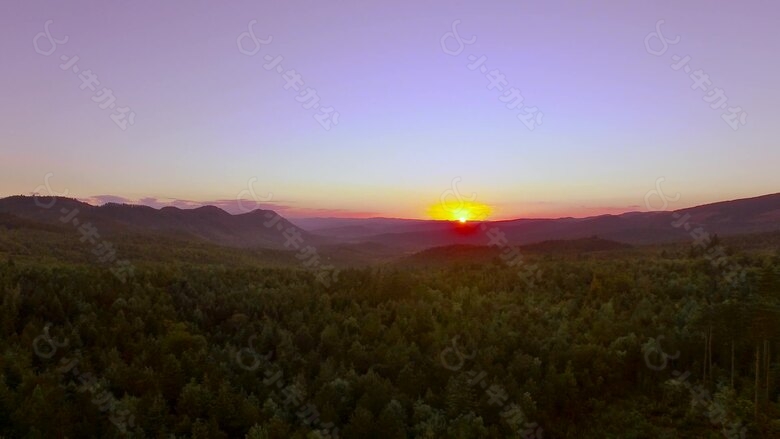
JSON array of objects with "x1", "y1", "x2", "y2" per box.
[{"x1": 427, "y1": 200, "x2": 493, "y2": 222}]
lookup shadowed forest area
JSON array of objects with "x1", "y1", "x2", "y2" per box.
[{"x1": 1, "y1": 226, "x2": 778, "y2": 438}]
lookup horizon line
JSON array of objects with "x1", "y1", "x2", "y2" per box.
[{"x1": 3, "y1": 190, "x2": 779, "y2": 223}]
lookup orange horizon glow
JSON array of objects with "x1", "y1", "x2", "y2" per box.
[
  {"x1": 427, "y1": 200, "x2": 493, "y2": 222},
  {"x1": 11, "y1": 190, "x2": 770, "y2": 222}
]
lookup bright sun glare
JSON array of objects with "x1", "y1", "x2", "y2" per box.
[{"x1": 428, "y1": 201, "x2": 493, "y2": 222}]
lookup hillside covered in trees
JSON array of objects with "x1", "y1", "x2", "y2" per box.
[{"x1": 1, "y1": 221, "x2": 779, "y2": 438}]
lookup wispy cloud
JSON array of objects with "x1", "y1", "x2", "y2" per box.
[
  {"x1": 77, "y1": 195, "x2": 380, "y2": 219},
  {"x1": 80, "y1": 195, "x2": 134, "y2": 205}
]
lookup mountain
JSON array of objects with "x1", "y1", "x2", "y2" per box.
[
  {"x1": 0, "y1": 196, "x2": 318, "y2": 250},
  {"x1": 398, "y1": 237, "x2": 633, "y2": 267},
  {"x1": 1, "y1": 192, "x2": 778, "y2": 254},
  {"x1": 0, "y1": 212, "x2": 62, "y2": 232},
  {"x1": 290, "y1": 217, "x2": 441, "y2": 240},
  {"x1": 306, "y1": 193, "x2": 780, "y2": 251}
]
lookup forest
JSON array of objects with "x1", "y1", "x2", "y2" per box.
[{"x1": 0, "y1": 227, "x2": 779, "y2": 438}]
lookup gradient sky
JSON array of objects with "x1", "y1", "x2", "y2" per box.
[{"x1": 1, "y1": 0, "x2": 778, "y2": 219}]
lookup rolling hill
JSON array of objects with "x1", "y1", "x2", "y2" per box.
[
  {"x1": 307, "y1": 193, "x2": 780, "y2": 251},
  {"x1": 1, "y1": 192, "x2": 778, "y2": 256},
  {"x1": 0, "y1": 196, "x2": 320, "y2": 250}
]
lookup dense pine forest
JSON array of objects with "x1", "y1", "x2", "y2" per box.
[{"x1": 1, "y1": 227, "x2": 779, "y2": 438}]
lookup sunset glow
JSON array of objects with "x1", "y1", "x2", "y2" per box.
[
  {"x1": 427, "y1": 200, "x2": 493, "y2": 222},
  {"x1": 2, "y1": 1, "x2": 777, "y2": 218}
]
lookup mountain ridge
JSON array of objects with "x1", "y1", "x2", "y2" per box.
[
  {"x1": 0, "y1": 196, "x2": 316, "y2": 250},
  {"x1": 1, "y1": 192, "x2": 778, "y2": 252}
]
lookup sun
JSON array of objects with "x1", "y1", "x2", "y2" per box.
[{"x1": 427, "y1": 200, "x2": 493, "y2": 222}]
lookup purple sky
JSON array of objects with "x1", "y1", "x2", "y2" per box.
[{"x1": 1, "y1": 0, "x2": 778, "y2": 219}]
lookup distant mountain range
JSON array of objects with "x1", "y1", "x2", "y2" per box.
[
  {"x1": 1, "y1": 193, "x2": 779, "y2": 255},
  {"x1": 301, "y1": 193, "x2": 780, "y2": 251},
  {"x1": 0, "y1": 196, "x2": 314, "y2": 250}
]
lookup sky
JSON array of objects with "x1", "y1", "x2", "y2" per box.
[{"x1": 1, "y1": 0, "x2": 778, "y2": 220}]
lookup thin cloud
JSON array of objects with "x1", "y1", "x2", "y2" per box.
[{"x1": 80, "y1": 195, "x2": 134, "y2": 205}]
